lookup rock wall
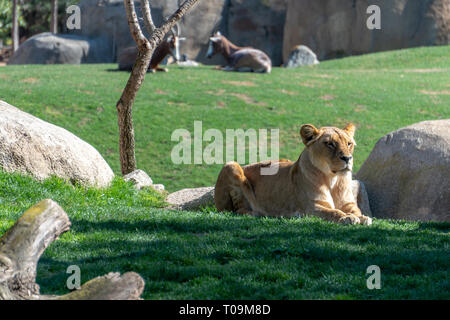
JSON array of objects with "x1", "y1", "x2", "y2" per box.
[
  {"x1": 10, "y1": 0, "x2": 449, "y2": 65},
  {"x1": 283, "y1": 0, "x2": 450, "y2": 62},
  {"x1": 74, "y1": 0, "x2": 287, "y2": 65}
]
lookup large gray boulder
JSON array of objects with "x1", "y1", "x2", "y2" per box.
[
  {"x1": 123, "y1": 169, "x2": 153, "y2": 190},
  {"x1": 351, "y1": 180, "x2": 372, "y2": 218},
  {"x1": 357, "y1": 120, "x2": 450, "y2": 222},
  {"x1": 166, "y1": 187, "x2": 215, "y2": 211},
  {"x1": 8, "y1": 32, "x2": 113, "y2": 65},
  {"x1": 285, "y1": 45, "x2": 319, "y2": 67},
  {"x1": 0, "y1": 100, "x2": 114, "y2": 188},
  {"x1": 283, "y1": 0, "x2": 450, "y2": 61}
]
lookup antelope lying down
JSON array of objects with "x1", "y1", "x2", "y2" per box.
[
  {"x1": 207, "y1": 31, "x2": 272, "y2": 73},
  {"x1": 118, "y1": 24, "x2": 185, "y2": 72}
]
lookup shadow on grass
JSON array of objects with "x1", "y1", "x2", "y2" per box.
[{"x1": 36, "y1": 213, "x2": 450, "y2": 299}]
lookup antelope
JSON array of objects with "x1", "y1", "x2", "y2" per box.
[
  {"x1": 118, "y1": 24, "x2": 185, "y2": 72},
  {"x1": 206, "y1": 31, "x2": 272, "y2": 73}
]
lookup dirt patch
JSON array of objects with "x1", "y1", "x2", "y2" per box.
[
  {"x1": 320, "y1": 94, "x2": 335, "y2": 101},
  {"x1": 312, "y1": 74, "x2": 338, "y2": 79},
  {"x1": 404, "y1": 68, "x2": 445, "y2": 73},
  {"x1": 420, "y1": 90, "x2": 450, "y2": 96},
  {"x1": 20, "y1": 77, "x2": 39, "y2": 84},
  {"x1": 298, "y1": 80, "x2": 325, "y2": 88},
  {"x1": 78, "y1": 90, "x2": 95, "y2": 95},
  {"x1": 279, "y1": 89, "x2": 297, "y2": 95},
  {"x1": 216, "y1": 101, "x2": 226, "y2": 108},
  {"x1": 222, "y1": 80, "x2": 256, "y2": 87},
  {"x1": 78, "y1": 117, "x2": 90, "y2": 127},
  {"x1": 230, "y1": 93, "x2": 267, "y2": 106},
  {"x1": 156, "y1": 89, "x2": 168, "y2": 95},
  {"x1": 44, "y1": 106, "x2": 62, "y2": 117},
  {"x1": 354, "y1": 104, "x2": 367, "y2": 112},
  {"x1": 206, "y1": 89, "x2": 225, "y2": 96}
]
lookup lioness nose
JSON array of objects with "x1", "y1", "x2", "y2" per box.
[{"x1": 340, "y1": 156, "x2": 352, "y2": 163}]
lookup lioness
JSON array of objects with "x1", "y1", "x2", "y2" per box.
[{"x1": 214, "y1": 123, "x2": 372, "y2": 225}]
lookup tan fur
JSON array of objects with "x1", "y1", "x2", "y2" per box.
[{"x1": 214, "y1": 124, "x2": 372, "y2": 225}]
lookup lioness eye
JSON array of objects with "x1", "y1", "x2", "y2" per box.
[
  {"x1": 325, "y1": 142, "x2": 334, "y2": 149},
  {"x1": 348, "y1": 142, "x2": 352, "y2": 147}
]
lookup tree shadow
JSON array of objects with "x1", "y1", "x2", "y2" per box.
[{"x1": 36, "y1": 213, "x2": 449, "y2": 299}]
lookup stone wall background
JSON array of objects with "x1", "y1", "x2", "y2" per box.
[{"x1": 8, "y1": 0, "x2": 450, "y2": 66}]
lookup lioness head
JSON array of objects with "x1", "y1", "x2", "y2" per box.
[{"x1": 300, "y1": 123, "x2": 356, "y2": 175}]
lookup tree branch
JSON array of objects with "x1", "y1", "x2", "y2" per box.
[
  {"x1": 117, "y1": 0, "x2": 200, "y2": 175},
  {"x1": 140, "y1": 0, "x2": 156, "y2": 35},
  {"x1": 54, "y1": 272, "x2": 145, "y2": 300}
]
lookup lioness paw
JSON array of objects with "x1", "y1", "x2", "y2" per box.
[
  {"x1": 359, "y1": 215, "x2": 373, "y2": 225},
  {"x1": 338, "y1": 214, "x2": 360, "y2": 225}
]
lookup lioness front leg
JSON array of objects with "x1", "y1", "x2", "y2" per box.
[
  {"x1": 340, "y1": 203, "x2": 372, "y2": 225},
  {"x1": 313, "y1": 201, "x2": 361, "y2": 225}
]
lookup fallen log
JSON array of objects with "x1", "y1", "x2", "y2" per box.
[{"x1": 0, "y1": 199, "x2": 145, "y2": 300}]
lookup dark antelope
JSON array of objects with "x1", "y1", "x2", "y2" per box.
[
  {"x1": 206, "y1": 31, "x2": 272, "y2": 73},
  {"x1": 118, "y1": 24, "x2": 185, "y2": 72}
]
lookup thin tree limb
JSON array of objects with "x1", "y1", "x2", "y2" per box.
[
  {"x1": 141, "y1": 0, "x2": 156, "y2": 35},
  {"x1": 116, "y1": 0, "x2": 200, "y2": 175}
]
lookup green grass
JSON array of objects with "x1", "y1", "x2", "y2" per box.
[
  {"x1": 0, "y1": 170, "x2": 448, "y2": 299},
  {"x1": 0, "y1": 45, "x2": 449, "y2": 192},
  {"x1": 0, "y1": 46, "x2": 449, "y2": 299}
]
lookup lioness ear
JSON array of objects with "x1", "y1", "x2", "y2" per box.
[
  {"x1": 300, "y1": 124, "x2": 320, "y2": 146},
  {"x1": 343, "y1": 123, "x2": 356, "y2": 138}
]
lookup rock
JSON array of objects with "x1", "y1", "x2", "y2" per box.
[
  {"x1": 351, "y1": 180, "x2": 372, "y2": 217},
  {"x1": 285, "y1": 45, "x2": 319, "y2": 67},
  {"x1": 151, "y1": 184, "x2": 166, "y2": 192},
  {"x1": 178, "y1": 54, "x2": 200, "y2": 67},
  {"x1": 8, "y1": 32, "x2": 113, "y2": 65},
  {"x1": 283, "y1": 0, "x2": 450, "y2": 62},
  {"x1": 117, "y1": 46, "x2": 138, "y2": 71},
  {"x1": 357, "y1": 120, "x2": 450, "y2": 222},
  {"x1": 0, "y1": 100, "x2": 114, "y2": 188},
  {"x1": 123, "y1": 169, "x2": 153, "y2": 190},
  {"x1": 177, "y1": 60, "x2": 199, "y2": 67},
  {"x1": 166, "y1": 187, "x2": 215, "y2": 210}
]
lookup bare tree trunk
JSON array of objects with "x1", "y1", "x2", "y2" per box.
[
  {"x1": 11, "y1": 0, "x2": 19, "y2": 52},
  {"x1": 0, "y1": 199, "x2": 145, "y2": 300},
  {"x1": 50, "y1": 0, "x2": 58, "y2": 34},
  {"x1": 117, "y1": 0, "x2": 200, "y2": 175}
]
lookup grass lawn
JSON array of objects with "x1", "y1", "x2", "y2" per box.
[
  {"x1": 0, "y1": 170, "x2": 448, "y2": 299},
  {"x1": 0, "y1": 46, "x2": 449, "y2": 299}
]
